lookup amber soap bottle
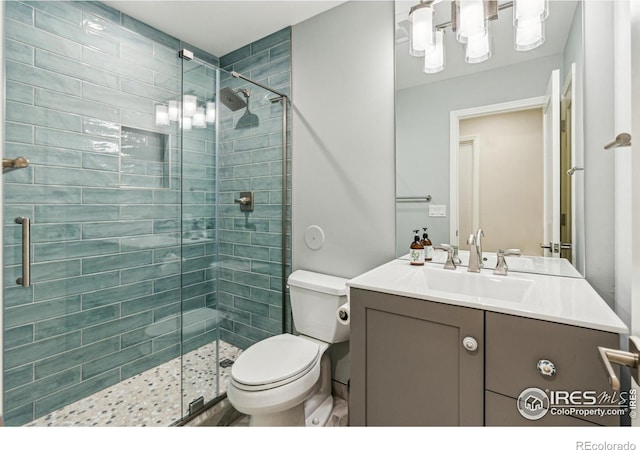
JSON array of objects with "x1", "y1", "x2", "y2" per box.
[{"x1": 410, "y1": 230, "x2": 425, "y2": 265}]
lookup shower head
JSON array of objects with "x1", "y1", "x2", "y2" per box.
[{"x1": 219, "y1": 86, "x2": 247, "y2": 112}]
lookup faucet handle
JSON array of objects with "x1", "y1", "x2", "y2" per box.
[
  {"x1": 494, "y1": 249, "x2": 521, "y2": 276},
  {"x1": 435, "y1": 244, "x2": 456, "y2": 270},
  {"x1": 498, "y1": 248, "x2": 521, "y2": 257},
  {"x1": 466, "y1": 234, "x2": 475, "y2": 246}
]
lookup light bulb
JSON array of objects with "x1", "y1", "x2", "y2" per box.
[
  {"x1": 515, "y1": 17, "x2": 544, "y2": 51},
  {"x1": 192, "y1": 107, "x2": 206, "y2": 128},
  {"x1": 155, "y1": 104, "x2": 169, "y2": 126},
  {"x1": 465, "y1": 32, "x2": 491, "y2": 64},
  {"x1": 409, "y1": 3, "x2": 435, "y2": 56},
  {"x1": 183, "y1": 95, "x2": 197, "y2": 117},
  {"x1": 457, "y1": 0, "x2": 486, "y2": 43},
  {"x1": 423, "y1": 29, "x2": 445, "y2": 74},
  {"x1": 205, "y1": 102, "x2": 216, "y2": 123}
]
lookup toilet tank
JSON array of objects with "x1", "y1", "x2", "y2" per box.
[{"x1": 287, "y1": 270, "x2": 350, "y2": 343}]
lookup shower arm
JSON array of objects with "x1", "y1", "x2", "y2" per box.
[{"x1": 231, "y1": 71, "x2": 288, "y2": 100}]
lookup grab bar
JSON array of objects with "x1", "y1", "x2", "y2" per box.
[
  {"x1": 604, "y1": 133, "x2": 632, "y2": 150},
  {"x1": 15, "y1": 217, "x2": 31, "y2": 287}
]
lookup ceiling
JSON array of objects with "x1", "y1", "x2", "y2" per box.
[{"x1": 103, "y1": 0, "x2": 347, "y2": 57}]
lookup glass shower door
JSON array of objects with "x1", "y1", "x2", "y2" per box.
[
  {"x1": 2, "y1": 17, "x2": 187, "y2": 424},
  {"x1": 177, "y1": 56, "x2": 221, "y2": 415}
]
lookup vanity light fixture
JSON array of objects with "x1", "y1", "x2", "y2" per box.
[
  {"x1": 408, "y1": 0, "x2": 549, "y2": 74},
  {"x1": 155, "y1": 94, "x2": 216, "y2": 130}
]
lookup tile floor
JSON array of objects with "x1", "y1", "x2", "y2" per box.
[{"x1": 26, "y1": 340, "x2": 242, "y2": 427}]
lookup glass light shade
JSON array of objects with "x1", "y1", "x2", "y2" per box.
[
  {"x1": 423, "y1": 29, "x2": 445, "y2": 74},
  {"x1": 465, "y1": 32, "x2": 491, "y2": 64},
  {"x1": 409, "y1": 3, "x2": 435, "y2": 56},
  {"x1": 155, "y1": 104, "x2": 169, "y2": 126},
  {"x1": 515, "y1": 17, "x2": 545, "y2": 51},
  {"x1": 514, "y1": 0, "x2": 548, "y2": 26},
  {"x1": 168, "y1": 100, "x2": 179, "y2": 121},
  {"x1": 183, "y1": 95, "x2": 197, "y2": 117},
  {"x1": 205, "y1": 101, "x2": 216, "y2": 123},
  {"x1": 181, "y1": 117, "x2": 192, "y2": 130},
  {"x1": 192, "y1": 107, "x2": 206, "y2": 128},
  {"x1": 456, "y1": 0, "x2": 486, "y2": 43}
]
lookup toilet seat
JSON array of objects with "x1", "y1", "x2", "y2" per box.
[{"x1": 231, "y1": 334, "x2": 321, "y2": 391}]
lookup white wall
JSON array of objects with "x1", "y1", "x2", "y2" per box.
[
  {"x1": 583, "y1": 1, "x2": 616, "y2": 306},
  {"x1": 291, "y1": 2, "x2": 395, "y2": 278},
  {"x1": 291, "y1": 1, "x2": 395, "y2": 385}
]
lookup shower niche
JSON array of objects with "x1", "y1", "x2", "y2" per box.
[{"x1": 120, "y1": 126, "x2": 171, "y2": 189}]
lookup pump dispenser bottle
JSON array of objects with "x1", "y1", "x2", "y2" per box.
[
  {"x1": 410, "y1": 230, "x2": 425, "y2": 266},
  {"x1": 421, "y1": 227, "x2": 434, "y2": 261}
]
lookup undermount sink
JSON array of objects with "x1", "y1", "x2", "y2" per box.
[
  {"x1": 420, "y1": 267, "x2": 540, "y2": 305},
  {"x1": 347, "y1": 258, "x2": 628, "y2": 333}
]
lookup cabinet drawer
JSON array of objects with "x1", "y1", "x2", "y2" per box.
[
  {"x1": 485, "y1": 312, "x2": 620, "y2": 426},
  {"x1": 485, "y1": 391, "x2": 600, "y2": 426}
]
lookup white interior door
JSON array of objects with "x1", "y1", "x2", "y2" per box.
[{"x1": 542, "y1": 69, "x2": 561, "y2": 257}]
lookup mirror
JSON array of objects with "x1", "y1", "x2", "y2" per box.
[{"x1": 394, "y1": 0, "x2": 585, "y2": 277}]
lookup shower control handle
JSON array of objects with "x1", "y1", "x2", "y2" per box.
[
  {"x1": 234, "y1": 191, "x2": 254, "y2": 212},
  {"x1": 235, "y1": 197, "x2": 251, "y2": 205}
]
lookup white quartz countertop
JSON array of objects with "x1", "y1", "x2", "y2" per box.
[
  {"x1": 347, "y1": 259, "x2": 628, "y2": 334},
  {"x1": 399, "y1": 250, "x2": 582, "y2": 278}
]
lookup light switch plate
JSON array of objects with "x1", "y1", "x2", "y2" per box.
[{"x1": 429, "y1": 205, "x2": 447, "y2": 217}]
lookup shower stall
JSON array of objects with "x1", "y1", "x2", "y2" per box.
[{"x1": 2, "y1": 1, "x2": 290, "y2": 426}]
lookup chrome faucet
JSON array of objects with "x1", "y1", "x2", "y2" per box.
[
  {"x1": 494, "y1": 249, "x2": 521, "y2": 276},
  {"x1": 435, "y1": 244, "x2": 457, "y2": 270},
  {"x1": 467, "y1": 229, "x2": 484, "y2": 273}
]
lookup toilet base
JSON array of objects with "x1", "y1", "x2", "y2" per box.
[
  {"x1": 305, "y1": 395, "x2": 333, "y2": 426},
  {"x1": 249, "y1": 404, "x2": 305, "y2": 426}
]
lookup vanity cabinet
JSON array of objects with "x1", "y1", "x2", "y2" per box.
[
  {"x1": 349, "y1": 288, "x2": 485, "y2": 426},
  {"x1": 350, "y1": 289, "x2": 621, "y2": 427},
  {"x1": 485, "y1": 311, "x2": 619, "y2": 427}
]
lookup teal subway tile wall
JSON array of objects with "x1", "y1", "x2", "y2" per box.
[
  {"x1": 218, "y1": 27, "x2": 292, "y2": 349},
  {"x1": 3, "y1": 0, "x2": 291, "y2": 426}
]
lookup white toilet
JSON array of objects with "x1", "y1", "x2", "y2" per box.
[{"x1": 226, "y1": 270, "x2": 350, "y2": 426}]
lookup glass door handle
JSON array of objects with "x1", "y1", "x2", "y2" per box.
[{"x1": 15, "y1": 217, "x2": 31, "y2": 287}]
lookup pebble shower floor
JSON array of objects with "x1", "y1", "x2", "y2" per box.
[{"x1": 26, "y1": 341, "x2": 242, "y2": 426}]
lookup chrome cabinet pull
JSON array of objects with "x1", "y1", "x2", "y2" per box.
[{"x1": 15, "y1": 217, "x2": 31, "y2": 287}]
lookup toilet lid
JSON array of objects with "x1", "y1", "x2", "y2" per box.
[{"x1": 231, "y1": 334, "x2": 320, "y2": 386}]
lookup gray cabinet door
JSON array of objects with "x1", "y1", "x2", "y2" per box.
[{"x1": 350, "y1": 288, "x2": 484, "y2": 426}]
